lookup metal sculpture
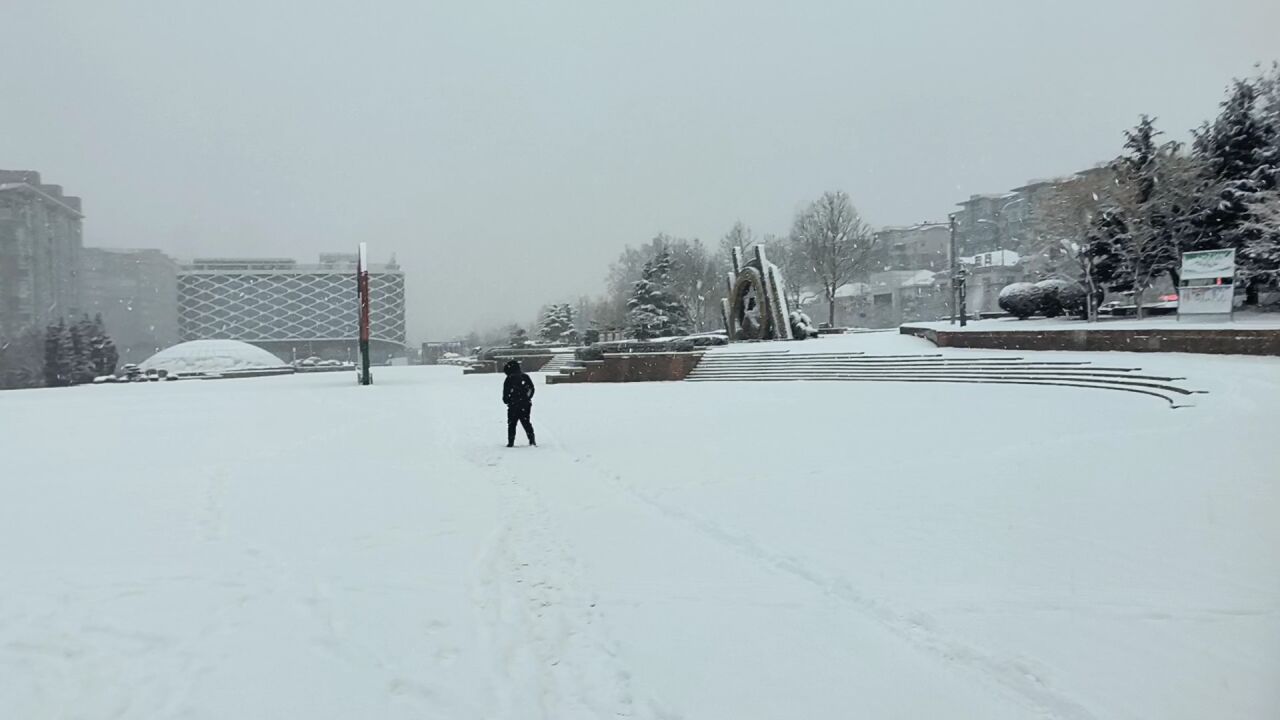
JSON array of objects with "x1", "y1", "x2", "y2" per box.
[{"x1": 722, "y1": 245, "x2": 794, "y2": 341}]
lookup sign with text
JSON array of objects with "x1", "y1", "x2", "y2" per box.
[
  {"x1": 1180, "y1": 285, "x2": 1233, "y2": 315},
  {"x1": 1181, "y1": 249, "x2": 1236, "y2": 281},
  {"x1": 1179, "y1": 249, "x2": 1235, "y2": 318}
]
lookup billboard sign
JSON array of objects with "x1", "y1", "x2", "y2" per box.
[
  {"x1": 1178, "y1": 249, "x2": 1235, "y2": 318},
  {"x1": 1181, "y1": 249, "x2": 1235, "y2": 281},
  {"x1": 1179, "y1": 285, "x2": 1233, "y2": 315}
]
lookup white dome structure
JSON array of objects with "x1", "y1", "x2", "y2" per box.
[{"x1": 140, "y1": 340, "x2": 286, "y2": 375}]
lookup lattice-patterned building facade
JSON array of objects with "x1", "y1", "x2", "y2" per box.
[{"x1": 178, "y1": 254, "x2": 406, "y2": 362}]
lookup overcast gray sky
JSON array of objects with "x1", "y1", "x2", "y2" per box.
[{"x1": 3, "y1": 0, "x2": 1277, "y2": 339}]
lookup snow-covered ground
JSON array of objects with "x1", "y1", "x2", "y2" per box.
[{"x1": 3, "y1": 332, "x2": 1279, "y2": 719}]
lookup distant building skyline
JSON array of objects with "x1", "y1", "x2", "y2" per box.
[
  {"x1": 177, "y1": 253, "x2": 407, "y2": 364},
  {"x1": 80, "y1": 247, "x2": 180, "y2": 364},
  {"x1": 0, "y1": 170, "x2": 84, "y2": 337}
]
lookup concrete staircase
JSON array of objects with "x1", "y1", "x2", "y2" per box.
[
  {"x1": 540, "y1": 352, "x2": 579, "y2": 374},
  {"x1": 687, "y1": 351, "x2": 1204, "y2": 407}
]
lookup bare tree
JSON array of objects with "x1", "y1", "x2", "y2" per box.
[
  {"x1": 758, "y1": 234, "x2": 810, "y2": 310},
  {"x1": 664, "y1": 237, "x2": 722, "y2": 332},
  {"x1": 718, "y1": 221, "x2": 755, "y2": 262},
  {"x1": 1025, "y1": 171, "x2": 1112, "y2": 320},
  {"x1": 601, "y1": 234, "x2": 724, "y2": 333},
  {"x1": 790, "y1": 191, "x2": 877, "y2": 326}
]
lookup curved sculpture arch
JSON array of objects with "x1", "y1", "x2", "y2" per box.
[
  {"x1": 723, "y1": 245, "x2": 816, "y2": 340},
  {"x1": 729, "y1": 266, "x2": 770, "y2": 340}
]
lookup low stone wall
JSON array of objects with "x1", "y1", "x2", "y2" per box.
[
  {"x1": 547, "y1": 352, "x2": 703, "y2": 384},
  {"x1": 901, "y1": 325, "x2": 1280, "y2": 356},
  {"x1": 462, "y1": 354, "x2": 554, "y2": 375}
]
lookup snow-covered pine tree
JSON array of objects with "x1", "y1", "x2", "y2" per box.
[
  {"x1": 509, "y1": 326, "x2": 530, "y2": 348},
  {"x1": 537, "y1": 306, "x2": 557, "y2": 343},
  {"x1": 0, "y1": 327, "x2": 44, "y2": 389},
  {"x1": 1102, "y1": 116, "x2": 1184, "y2": 318},
  {"x1": 90, "y1": 314, "x2": 119, "y2": 376},
  {"x1": 1191, "y1": 79, "x2": 1280, "y2": 296},
  {"x1": 43, "y1": 320, "x2": 73, "y2": 387},
  {"x1": 626, "y1": 261, "x2": 662, "y2": 340},
  {"x1": 1258, "y1": 62, "x2": 1280, "y2": 134},
  {"x1": 538, "y1": 304, "x2": 575, "y2": 343},
  {"x1": 555, "y1": 304, "x2": 578, "y2": 344},
  {"x1": 70, "y1": 316, "x2": 99, "y2": 384},
  {"x1": 1086, "y1": 207, "x2": 1130, "y2": 294},
  {"x1": 626, "y1": 249, "x2": 692, "y2": 339}
]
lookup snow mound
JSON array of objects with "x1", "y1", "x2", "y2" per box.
[{"x1": 140, "y1": 340, "x2": 285, "y2": 375}]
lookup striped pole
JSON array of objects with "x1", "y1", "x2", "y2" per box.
[{"x1": 357, "y1": 242, "x2": 372, "y2": 386}]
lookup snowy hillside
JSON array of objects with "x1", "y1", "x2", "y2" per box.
[{"x1": 2, "y1": 332, "x2": 1278, "y2": 719}]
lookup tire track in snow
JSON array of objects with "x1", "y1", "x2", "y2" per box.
[
  {"x1": 463, "y1": 441, "x2": 648, "y2": 718},
  {"x1": 570, "y1": 451, "x2": 1098, "y2": 720}
]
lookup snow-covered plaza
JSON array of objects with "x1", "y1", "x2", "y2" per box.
[{"x1": 2, "y1": 332, "x2": 1278, "y2": 719}]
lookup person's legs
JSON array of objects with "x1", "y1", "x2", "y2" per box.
[
  {"x1": 519, "y1": 405, "x2": 535, "y2": 445},
  {"x1": 506, "y1": 406, "x2": 518, "y2": 447}
]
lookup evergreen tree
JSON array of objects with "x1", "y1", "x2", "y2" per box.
[
  {"x1": 626, "y1": 248, "x2": 692, "y2": 339},
  {"x1": 1191, "y1": 79, "x2": 1280, "y2": 296},
  {"x1": 508, "y1": 326, "x2": 530, "y2": 348},
  {"x1": 538, "y1": 304, "x2": 575, "y2": 343},
  {"x1": 43, "y1": 320, "x2": 73, "y2": 387},
  {"x1": 0, "y1": 327, "x2": 45, "y2": 389},
  {"x1": 556, "y1": 304, "x2": 579, "y2": 344},
  {"x1": 90, "y1": 314, "x2": 119, "y2": 376},
  {"x1": 1258, "y1": 62, "x2": 1280, "y2": 134},
  {"x1": 70, "y1": 316, "x2": 99, "y2": 384},
  {"x1": 1094, "y1": 117, "x2": 1187, "y2": 317},
  {"x1": 1086, "y1": 208, "x2": 1130, "y2": 293}
]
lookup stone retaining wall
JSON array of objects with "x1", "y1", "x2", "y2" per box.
[
  {"x1": 547, "y1": 353, "x2": 703, "y2": 383},
  {"x1": 901, "y1": 325, "x2": 1280, "y2": 356},
  {"x1": 462, "y1": 354, "x2": 554, "y2": 375}
]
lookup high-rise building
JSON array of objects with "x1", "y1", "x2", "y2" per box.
[
  {"x1": 0, "y1": 170, "x2": 84, "y2": 336},
  {"x1": 80, "y1": 247, "x2": 180, "y2": 363},
  {"x1": 952, "y1": 193, "x2": 1019, "y2": 256},
  {"x1": 874, "y1": 224, "x2": 951, "y2": 271},
  {"x1": 177, "y1": 253, "x2": 406, "y2": 362}
]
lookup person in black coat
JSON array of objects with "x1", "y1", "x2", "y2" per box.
[{"x1": 502, "y1": 359, "x2": 536, "y2": 447}]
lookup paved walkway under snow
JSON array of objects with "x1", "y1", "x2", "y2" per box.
[{"x1": 2, "y1": 332, "x2": 1278, "y2": 719}]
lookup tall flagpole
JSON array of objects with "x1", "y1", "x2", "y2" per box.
[{"x1": 357, "y1": 242, "x2": 372, "y2": 386}]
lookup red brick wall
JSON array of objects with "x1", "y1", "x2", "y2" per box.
[
  {"x1": 901, "y1": 326, "x2": 1280, "y2": 356},
  {"x1": 553, "y1": 353, "x2": 704, "y2": 383}
]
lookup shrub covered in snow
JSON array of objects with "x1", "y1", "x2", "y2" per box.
[
  {"x1": 789, "y1": 311, "x2": 819, "y2": 339},
  {"x1": 1035, "y1": 278, "x2": 1087, "y2": 318},
  {"x1": 997, "y1": 282, "x2": 1044, "y2": 320}
]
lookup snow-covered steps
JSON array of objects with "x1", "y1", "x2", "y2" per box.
[
  {"x1": 686, "y1": 351, "x2": 1204, "y2": 407},
  {"x1": 540, "y1": 352, "x2": 578, "y2": 374}
]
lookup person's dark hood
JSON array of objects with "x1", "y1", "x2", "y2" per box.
[{"x1": 503, "y1": 359, "x2": 520, "y2": 375}]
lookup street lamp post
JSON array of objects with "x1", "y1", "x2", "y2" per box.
[{"x1": 948, "y1": 214, "x2": 958, "y2": 324}]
